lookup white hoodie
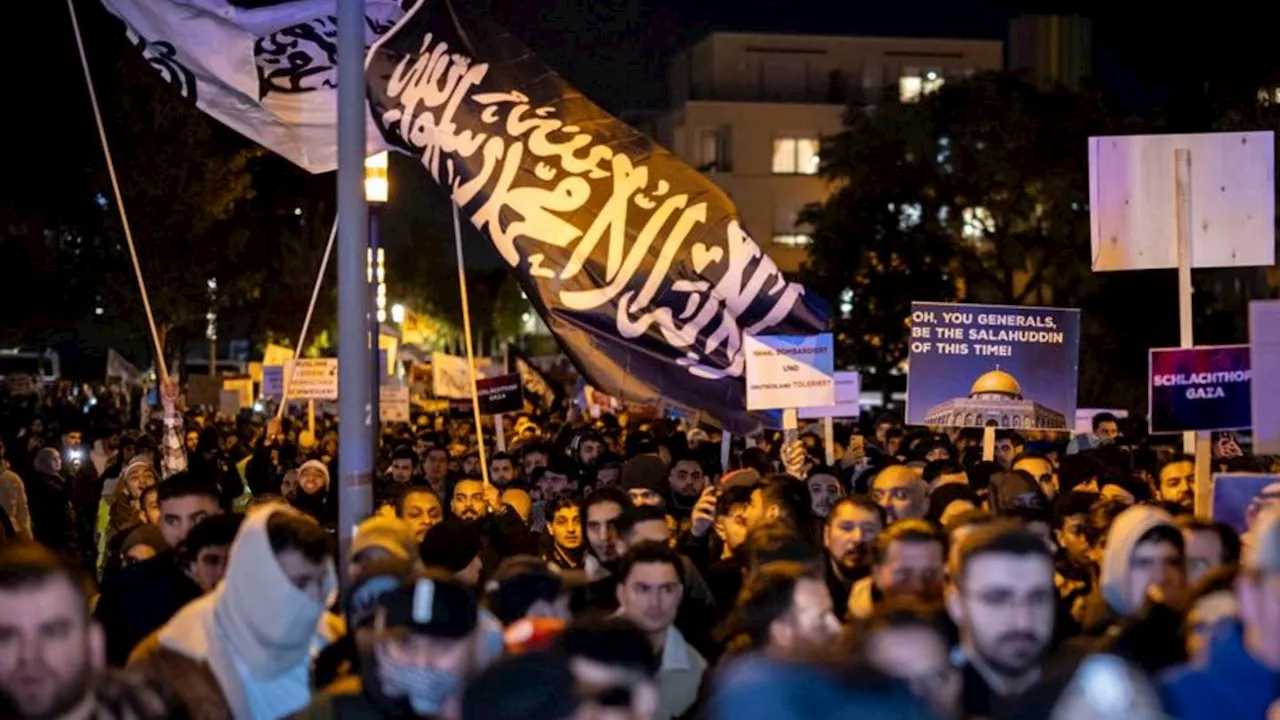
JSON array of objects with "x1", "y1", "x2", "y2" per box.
[
  {"x1": 157, "y1": 503, "x2": 337, "y2": 719},
  {"x1": 1099, "y1": 505, "x2": 1175, "y2": 618}
]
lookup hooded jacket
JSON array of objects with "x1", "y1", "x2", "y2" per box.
[
  {"x1": 129, "y1": 504, "x2": 339, "y2": 720},
  {"x1": 1098, "y1": 505, "x2": 1175, "y2": 618}
]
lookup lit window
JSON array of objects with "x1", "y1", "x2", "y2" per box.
[
  {"x1": 899, "y1": 75, "x2": 922, "y2": 103},
  {"x1": 772, "y1": 234, "x2": 813, "y2": 247},
  {"x1": 900, "y1": 70, "x2": 944, "y2": 103},
  {"x1": 772, "y1": 137, "x2": 820, "y2": 175}
]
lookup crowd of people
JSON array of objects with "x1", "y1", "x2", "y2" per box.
[{"x1": 0, "y1": 380, "x2": 1277, "y2": 719}]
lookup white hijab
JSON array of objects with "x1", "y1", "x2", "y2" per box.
[{"x1": 159, "y1": 503, "x2": 337, "y2": 719}]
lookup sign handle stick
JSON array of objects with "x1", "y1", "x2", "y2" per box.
[
  {"x1": 823, "y1": 417, "x2": 836, "y2": 465},
  {"x1": 982, "y1": 424, "x2": 996, "y2": 463},
  {"x1": 783, "y1": 409, "x2": 800, "y2": 463},
  {"x1": 450, "y1": 198, "x2": 491, "y2": 487},
  {"x1": 1174, "y1": 147, "x2": 1196, "y2": 456},
  {"x1": 1194, "y1": 431, "x2": 1212, "y2": 519},
  {"x1": 308, "y1": 400, "x2": 316, "y2": 436},
  {"x1": 720, "y1": 432, "x2": 731, "y2": 475},
  {"x1": 494, "y1": 414, "x2": 506, "y2": 453}
]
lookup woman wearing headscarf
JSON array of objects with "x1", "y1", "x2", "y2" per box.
[{"x1": 25, "y1": 447, "x2": 79, "y2": 561}]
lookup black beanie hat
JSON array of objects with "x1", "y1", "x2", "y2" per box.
[{"x1": 419, "y1": 518, "x2": 482, "y2": 573}]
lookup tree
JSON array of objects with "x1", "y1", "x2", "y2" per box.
[
  {"x1": 89, "y1": 37, "x2": 263, "y2": 367},
  {"x1": 800, "y1": 101, "x2": 957, "y2": 400},
  {"x1": 927, "y1": 73, "x2": 1108, "y2": 307},
  {"x1": 803, "y1": 72, "x2": 1123, "y2": 398}
]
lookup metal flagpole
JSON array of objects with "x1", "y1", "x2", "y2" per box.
[{"x1": 337, "y1": 0, "x2": 372, "y2": 587}]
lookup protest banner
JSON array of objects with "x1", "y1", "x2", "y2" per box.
[
  {"x1": 476, "y1": 374, "x2": 525, "y2": 416},
  {"x1": 1211, "y1": 473, "x2": 1280, "y2": 534},
  {"x1": 1251, "y1": 300, "x2": 1280, "y2": 455},
  {"x1": 906, "y1": 303, "x2": 1081, "y2": 430},
  {"x1": 261, "y1": 365, "x2": 284, "y2": 399},
  {"x1": 798, "y1": 371, "x2": 862, "y2": 419},
  {"x1": 285, "y1": 359, "x2": 339, "y2": 401},
  {"x1": 379, "y1": 385, "x2": 411, "y2": 423},
  {"x1": 744, "y1": 334, "x2": 835, "y2": 412},
  {"x1": 1149, "y1": 345, "x2": 1251, "y2": 433}
]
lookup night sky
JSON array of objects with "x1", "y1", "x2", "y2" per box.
[{"x1": 5, "y1": 0, "x2": 1276, "y2": 268}]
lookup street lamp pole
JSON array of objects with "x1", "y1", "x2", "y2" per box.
[
  {"x1": 336, "y1": 0, "x2": 371, "y2": 586},
  {"x1": 365, "y1": 151, "x2": 388, "y2": 460}
]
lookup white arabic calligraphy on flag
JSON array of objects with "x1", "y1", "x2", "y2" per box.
[{"x1": 366, "y1": 2, "x2": 830, "y2": 430}]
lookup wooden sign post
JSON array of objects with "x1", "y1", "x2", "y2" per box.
[{"x1": 1089, "y1": 131, "x2": 1275, "y2": 518}]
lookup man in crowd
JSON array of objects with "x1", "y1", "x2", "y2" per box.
[
  {"x1": 615, "y1": 542, "x2": 706, "y2": 719},
  {"x1": 0, "y1": 541, "x2": 178, "y2": 719},
  {"x1": 947, "y1": 522, "x2": 1057, "y2": 718}
]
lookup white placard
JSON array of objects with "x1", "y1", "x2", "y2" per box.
[
  {"x1": 744, "y1": 334, "x2": 835, "y2": 411},
  {"x1": 284, "y1": 358, "x2": 339, "y2": 400},
  {"x1": 431, "y1": 352, "x2": 472, "y2": 399},
  {"x1": 1073, "y1": 408, "x2": 1129, "y2": 435},
  {"x1": 799, "y1": 371, "x2": 862, "y2": 419},
  {"x1": 1251, "y1": 300, "x2": 1280, "y2": 455},
  {"x1": 380, "y1": 384, "x2": 411, "y2": 423},
  {"x1": 1088, "y1": 131, "x2": 1275, "y2": 271}
]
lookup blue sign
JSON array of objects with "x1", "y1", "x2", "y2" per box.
[
  {"x1": 1149, "y1": 345, "x2": 1251, "y2": 433},
  {"x1": 261, "y1": 365, "x2": 284, "y2": 399},
  {"x1": 906, "y1": 302, "x2": 1081, "y2": 430},
  {"x1": 1211, "y1": 473, "x2": 1280, "y2": 534}
]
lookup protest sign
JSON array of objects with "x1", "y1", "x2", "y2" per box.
[
  {"x1": 285, "y1": 359, "x2": 339, "y2": 401},
  {"x1": 799, "y1": 372, "x2": 862, "y2": 419},
  {"x1": 221, "y1": 377, "x2": 254, "y2": 411},
  {"x1": 476, "y1": 374, "x2": 525, "y2": 415},
  {"x1": 432, "y1": 353, "x2": 472, "y2": 400},
  {"x1": 1088, "y1": 132, "x2": 1275, "y2": 271},
  {"x1": 261, "y1": 365, "x2": 284, "y2": 399},
  {"x1": 906, "y1": 303, "x2": 1081, "y2": 430},
  {"x1": 1251, "y1": 300, "x2": 1280, "y2": 454},
  {"x1": 187, "y1": 376, "x2": 222, "y2": 408},
  {"x1": 1149, "y1": 345, "x2": 1251, "y2": 433},
  {"x1": 263, "y1": 343, "x2": 294, "y2": 368},
  {"x1": 744, "y1": 334, "x2": 835, "y2": 411},
  {"x1": 379, "y1": 385, "x2": 411, "y2": 423},
  {"x1": 1211, "y1": 473, "x2": 1280, "y2": 534}
]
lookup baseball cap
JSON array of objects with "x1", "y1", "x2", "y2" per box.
[
  {"x1": 379, "y1": 572, "x2": 478, "y2": 639},
  {"x1": 343, "y1": 557, "x2": 414, "y2": 629},
  {"x1": 484, "y1": 555, "x2": 587, "y2": 625}
]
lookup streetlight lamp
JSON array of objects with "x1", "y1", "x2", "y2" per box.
[{"x1": 365, "y1": 152, "x2": 388, "y2": 441}]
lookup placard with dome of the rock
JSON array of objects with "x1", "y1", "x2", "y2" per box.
[{"x1": 905, "y1": 302, "x2": 1081, "y2": 431}]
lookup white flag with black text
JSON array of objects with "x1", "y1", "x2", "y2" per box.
[{"x1": 100, "y1": 0, "x2": 403, "y2": 174}]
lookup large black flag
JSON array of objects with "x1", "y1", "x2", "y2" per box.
[{"x1": 366, "y1": 0, "x2": 830, "y2": 432}]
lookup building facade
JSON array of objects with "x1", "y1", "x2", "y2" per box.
[{"x1": 655, "y1": 32, "x2": 1003, "y2": 273}]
